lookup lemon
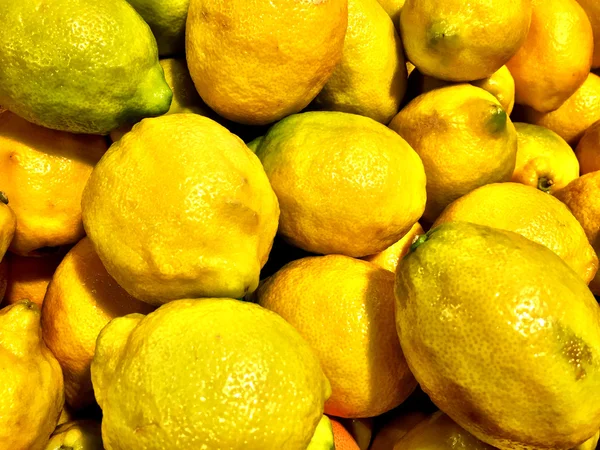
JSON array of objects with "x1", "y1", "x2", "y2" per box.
[
  {"x1": 506, "y1": 0, "x2": 593, "y2": 113},
  {"x1": 82, "y1": 114, "x2": 279, "y2": 304},
  {"x1": 434, "y1": 182, "x2": 598, "y2": 285},
  {"x1": 125, "y1": 0, "x2": 189, "y2": 56},
  {"x1": 396, "y1": 411, "x2": 495, "y2": 449},
  {"x1": 109, "y1": 58, "x2": 215, "y2": 142},
  {"x1": 257, "y1": 255, "x2": 417, "y2": 418},
  {"x1": 186, "y1": 0, "x2": 348, "y2": 125},
  {"x1": 313, "y1": 0, "x2": 407, "y2": 124},
  {"x1": 0, "y1": 0, "x2": 172, "y2": 134},
  {"x1": 576, "y1": 120, "x2": 600, "y2": 174},
  {"x1": 254, "y1": 111, "x2": 426, "y2": 257},
  {"x1": 45, "y1": 421, "x2": 103, "y2": 450},
  {"x1": 396, "y1": 221, "x2": 600, "y2": 449},
  {"x1": 0, "y1": 301, "x2": 64, "y2": 450},
  {"x1": 522, "y1": 73, "x2": 600, "y2": 147},
  {"x1": 512, "y1": 123, "x2": 579, "y2": 193},
  {"x1": 556, "y1": 171, "x2": 600, "y2": 296},
  {"x1": 0, "y1": 110, "x2": 106, "y2": 256},
  {"x1": 0, "y1": 192, "x2": 16, "y2": 261},
  {"x1": 400, "y1": 0, "x2": 531, "y2": 81},
  {"x1": 389, "y1": 84, "x2": 517, "y2": 223},
  {"x1": 91, "y1": 298, "x2": 330, "y2": 449},
  {"x1": 41, "y1": 238, "x2": 154, "y2": 409}
]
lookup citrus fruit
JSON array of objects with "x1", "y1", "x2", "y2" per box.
[
  {"x1": 41, "y1": 238, "x2": 154, "y2": 409},
  {"x1": 91, "y1": 298, "x2": 331, "y2": 449},
  {"x1": 45, "y1": 421, "x2": 103, "y2": 450},
  {"x1": 331, "y1": 420, "x2": 360, "y2": 450},
  {"x1": 396, "y1": 221, "x2": 600, "y2": 449},
  {"x1": 576, "y1": 120, "x2": 600, "y2": 174},
  {"x1": 396, "y1": 411, "x2": 495, "y2": 449},
  {"x1": 506, "y1": 0, "x2": 593, "y2": 113},
  {"x1": 522, "y1": 73, "x2": 600, "y2": 146},
  {"x1": 400, "y1": 0, "x2": 531, "y2": 81},
  {"x1": 186, "y1": 0, "x2": 348, "y2": 125},
  {"x1": 82, "y1": 114, "x2": 279, "y2": 304},
  {"x1": 363, "y1": 222, "x2": 423, "y2": 273},
  {"x1": 313, "y1": 0, "x2": 406, "y2": 124},
  {"x1": 0, "y1": 110, "x2": 106, "y2": 256},
  {"x1": 389, "y1": 84, "x2": 517, "y2": 223},
  {"x1": 0, "y1": 192, "x2": 15, "y2": 260},
  {"x1": 254, "y1": 111, "x2": 426, "y2": 257},
  {"x1": 0, "y1": 301, "x2": 64, "y2": 450},
  {"x1": 511, "y1": 122, "x2": 579, "y2": 193},
  {"x1": 257, "y1": 255, "x2": 417, "y2": 418},
  {"x1": 0, "y1": 0, "x2": 172, "y2": 134}
]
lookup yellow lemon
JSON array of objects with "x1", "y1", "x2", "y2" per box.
[
  {"x1": 41, "y1": 238, "x2": 154, "y2": 410},
  {"x1": 82, "y1": 114, "x2": 279, "y2": 304},
  {"x1": 511, "y1": 123, "x2": 579, "y2": 193},
  {"x1": 91, "y1": 299, "x2": 331, "y2": 449},
  {"x1": 255, "y1": 111, "x2": 425, "y2": 257},
  {"x1": 0, "y1": 301, "x2": 64, "y2": 450},
  {"x1": 396, "y1": 222, "x2": 600, "y2": 449},
  {"x1": 313, "y1": 0, "x2": 406, "y2": 124},
  {"x1": 389, "y1": 84, "x2": 517, "y2": 223},
  {"x1": 257, "y1": 255, "x2": 417, "y2": 418},
  {"x1": 507, "y1": 0, "x2": 593, "y2": 113},
  {"x1": 186, "y1": 0, "x2": 348, "y2": 125},
  {"x1": 0, "y1": 111, "x2": 106, "y2": 256},
  {"x1": 400, "y1": 0, "x2": 531, "y2": 81},
  {"x1": 522, "y1": 73, "x2": 600, "y2": 146}
]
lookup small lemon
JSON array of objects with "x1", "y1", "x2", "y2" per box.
[{"x1": 511, "y1": 123, "x2": 579, "y2": 193}]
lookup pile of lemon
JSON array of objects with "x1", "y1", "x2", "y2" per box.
[{"x1": 1, "y1": 0, "x2": 600, "y2": 448}]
